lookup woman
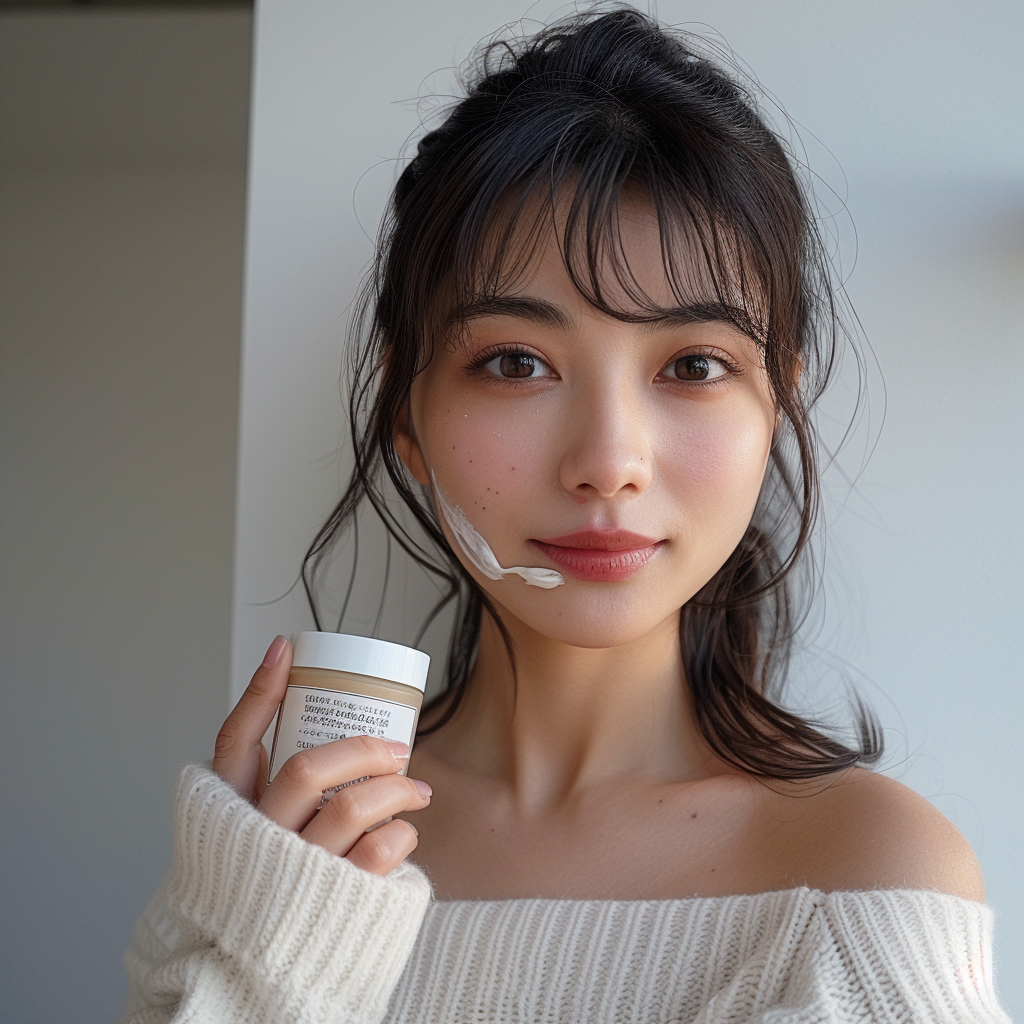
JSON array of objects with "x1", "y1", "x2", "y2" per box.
[{"x1": 123, "y1": 8, "x2": 1009, "y2": 1022}]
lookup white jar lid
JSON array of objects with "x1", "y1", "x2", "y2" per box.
[{"x1": 290, "y1": 632, "x2": 429, "y2": 693}]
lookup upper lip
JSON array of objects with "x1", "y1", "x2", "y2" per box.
[{"x1": 532, "y1": 530, "x2": 660, "y2": 551}]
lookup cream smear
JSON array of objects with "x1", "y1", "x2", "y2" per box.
[{"x1": 431, "y1": 472, "x2": 565, "y2": 589}]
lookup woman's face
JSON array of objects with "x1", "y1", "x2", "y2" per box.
[{"x1": 396, "y1": 197, "x2": 777, "y2": 649}]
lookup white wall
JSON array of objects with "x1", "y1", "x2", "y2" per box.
[
  {"x1": 238, "y1": 0, "x2": 1022, "y2": 1015},
  {"x1": 0, "y1": 10, "x2": 251, "y2": 1022}
]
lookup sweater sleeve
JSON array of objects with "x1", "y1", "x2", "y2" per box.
[
  {"x1": 120, "y1": 763, "x2": 433, "y2": 1024},
  {"x1": 765, "y1": 889, "x2": 1013, "y2": 1023}
]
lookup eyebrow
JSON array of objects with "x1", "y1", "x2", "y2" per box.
[
  {"x1": 453, "y1": 296, "x2": 575, "y2": 331},
  {"x1": 451, "y1": 295, "x2": 759, "y2": 339}
]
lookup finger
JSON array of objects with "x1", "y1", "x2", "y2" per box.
[
  {"x1": 213, "y1": 635, "x2": 291, "y2": 798},
  {"x1": 257, "y1": 734, "x2": 411, "y2": 831},
  {"x1": 253, "y1": 743, "x2": 269, "y2": 805},
  {"x1": 344, "y1": 818, "x2": 420, "y2": 876},
  {"x1": 299, "y1": 773, "x2": 430, "y2": 856}
]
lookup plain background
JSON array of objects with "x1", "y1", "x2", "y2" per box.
[
  {"x1": 0, "y1": 7, "x2": 251, "y2": 1022},
  {"x1": 0, "y1": 1, "x2": 1020, "y2": 1021}
]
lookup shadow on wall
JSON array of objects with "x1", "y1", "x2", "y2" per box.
[{"x1": 0, "y1": 8, "x2": 252, "y2": 1022}]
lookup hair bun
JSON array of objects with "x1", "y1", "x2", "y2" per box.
[
  {"x1": 395, "y1": 128, "x2": 450, "y2": 204},
  {"x1": 415, "y1": 128, "x2": 448, "y2": 157}
]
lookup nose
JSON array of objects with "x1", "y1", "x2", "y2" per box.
[{"x1": 557, "y1": 379, "x2": 654, "y2": 500}]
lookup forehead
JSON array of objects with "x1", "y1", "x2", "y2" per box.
[{"x1": 447, "y1": 183, "x2": 760, "y2": 338}]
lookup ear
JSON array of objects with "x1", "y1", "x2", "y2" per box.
[
  {"x1": 393, "y1": 401, "x2": 430, "y2": 486},
  {"x1": 791, "y1": 353, "x2": 804, "y2": 391},
  {"x1": 774, "y1": 353, "x2": 804, "y2": 432}
]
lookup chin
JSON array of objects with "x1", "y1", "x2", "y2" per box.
[{"x1": 490, "y1": 583, "x2": 685, "y2": 650}]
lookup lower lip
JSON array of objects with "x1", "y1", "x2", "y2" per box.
[{"x1": 531, "y1": 541, "x2": 663, "y2": 582}]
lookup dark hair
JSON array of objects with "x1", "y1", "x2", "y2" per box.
[{"x1": 304, "y1": 6, "x2": 881, "y2": 780}]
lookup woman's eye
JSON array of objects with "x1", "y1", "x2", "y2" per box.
[
  {"x1": 483, "y1": 351, "x2": 551, "y2": 379},
  {"x1": 661, "y1": 353, "x2": 731, "y2": 383}
]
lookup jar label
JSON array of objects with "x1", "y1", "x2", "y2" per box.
[{"x1": 268, "y1": 684, "x2": 418, "y2": 783}]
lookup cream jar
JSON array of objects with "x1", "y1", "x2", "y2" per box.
[{"x1": 268, "y1": 632, "x2": 429, "y2": 787}]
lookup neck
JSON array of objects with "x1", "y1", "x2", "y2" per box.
[{"x1": 429, "y1": 606, "x2": 726, "y2": 812}]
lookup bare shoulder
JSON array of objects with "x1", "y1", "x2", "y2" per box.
[{"x1": 759, "y1": 769, "x2": 985, "y2": 901}]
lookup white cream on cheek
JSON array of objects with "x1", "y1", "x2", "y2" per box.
[{"x1": 430, "y1": 471, "x2": 565, "y2": 589}]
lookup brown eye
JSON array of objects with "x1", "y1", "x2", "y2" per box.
[
  {"x1": 483, "y1": 351, "x2": 552, "y2": 379},
  {"x1": 662, "y1": 353, "x2": 729, "y2": 383},
  {"x1": 676, "y1": 355, "x2": 710, "y2": 379},
  {"x1": 500, "y1": 353, "x2": 536, "y2": 377}
]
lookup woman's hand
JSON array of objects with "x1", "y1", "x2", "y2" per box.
[{"x1": 212, "y1": 634, "x2": 431, "y2": 876}]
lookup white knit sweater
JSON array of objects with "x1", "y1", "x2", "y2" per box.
[{"x1": 122, "y1": 764, "x2": 1011, "y2": 1023}]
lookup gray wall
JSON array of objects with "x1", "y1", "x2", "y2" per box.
[
  {"x1": 0, "y1": 10, "x2": 251, "y2": 1022},
  {"x1": 237, "y1": 0, "x2": 1023, "y2": 1017}
]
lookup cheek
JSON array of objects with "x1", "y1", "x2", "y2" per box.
[
  {"x1": 417, "y1": 397, "x2": 551, "y2": 521},
  {"x1": 661, "y1": 409, "x2": 771, "y2": 523}
]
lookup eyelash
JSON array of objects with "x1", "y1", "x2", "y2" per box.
[
  {"x1": 656, "y1": 351, "x2": 743, "y2": 389},
  {"x1": 464, "y1": 345, "x2": 556, "y2": 387},
  {"x1": 465, "y1": 344, "x2": 743, "y2": 389}
]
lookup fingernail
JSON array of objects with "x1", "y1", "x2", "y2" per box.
[
  {"x1": 413, "y1": 778, "x2": 432, "y2": 798},
  {"x1": 262, "y1": 635, "x2": 288, "y2": 668},
  {"x1": 407, "y1": 821, "x2": 419, "y2": 836},
  {"x1": 386, "y1": 741, "x2": 411, "y2": 762}
]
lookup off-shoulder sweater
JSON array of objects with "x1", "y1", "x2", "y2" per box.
[{"x1": 121, "y1": 763, "x2": 1012, "y2": 1023}]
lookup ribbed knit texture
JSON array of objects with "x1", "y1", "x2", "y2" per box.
[
  {"x1": 122, "y1": 764, "x2": 1011, "y2": 1023},
  {"x1": 390, "y1": 890, "x2": 1009, "y2": 1023},
  {"x1": 123, "y1": 763, "x2": 432, "y2": 1024}
]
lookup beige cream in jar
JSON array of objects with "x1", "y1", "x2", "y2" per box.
[{"x1": 268, "y1": 631, "x2": 429, "y2": 788}]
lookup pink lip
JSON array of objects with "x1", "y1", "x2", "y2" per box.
[{"x1": 531, "y1": 530, "x2": 664, "y2": 582}]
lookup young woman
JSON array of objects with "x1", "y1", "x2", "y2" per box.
[{"x1": 123, "y1": 9, "x2": 1009, "y2": 1022}]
